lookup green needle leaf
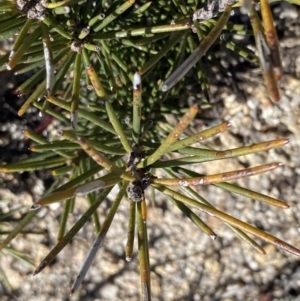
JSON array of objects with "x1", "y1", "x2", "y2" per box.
[
  {"x1": 105, "y1": 101, "x2": 131, "y2": 152},
  {"x1": 164, "y1": 168, "x2": 266, "y2": 254},
  {"x1": 138, "y1": 105, "x2": 198, "y2": 168},
  {"x1": 7, "y1": 25, "x2": 41, "y2": 70},
  {"x1": 47, "y1": 95, "x2": 116, "y2": 134},
  {"x1": 167, "y1": 122, "x2": 231, "y2": 152},
  {"x1": 93, "y1": 0, "x2": 136, "y2": 32},
  {"x1": 70, "y1": 181, "x2": 128, "y2": 294},
  {"x1": 152, "y1": 162, "x2": 283, "y2": 186},
  {"x1": 0, "y1": 157, "x2": 69, "y2": 172},
  {"x1": 0, "y1": 210, "x2": 38, "y2": 250},
  {"x1": 162, "y1": 4, "x2": 233, "y2": 91},
  {"x1": 137, "y1": 200, "x2": 151, "y2": 301},
  {"x1": 33, "y1": 187, "x2": 112, "y2": 276},
  {"x1": 153, "y1": 185, "x2": 300, "y2": 256},
  {"x1": 125, "y1": 200, "x2": 136, "y2": 262}
]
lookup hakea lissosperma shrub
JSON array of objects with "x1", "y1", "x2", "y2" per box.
[
  {"x1": 1, "y1": 72, "x2": 300, "y2": 299},
  {"x1": 1, "y1": 0, "x2": 300, "y2": 299}
]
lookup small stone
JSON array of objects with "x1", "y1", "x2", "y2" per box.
[{"x1": 100, "y1": 283, "x2": 119, "y2": 299}]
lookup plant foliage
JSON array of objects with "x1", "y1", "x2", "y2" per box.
[{"x1": 1, "y1": 0, "x2": 300, "y2": 299}]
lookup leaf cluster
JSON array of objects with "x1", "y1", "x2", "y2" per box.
[{"x1": 0, "y1": 0, "x2": 300, "y2": 300}]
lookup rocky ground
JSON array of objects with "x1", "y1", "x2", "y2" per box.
[{"x1": 1, "y1": 3, "x2": 300, "y2": 301}]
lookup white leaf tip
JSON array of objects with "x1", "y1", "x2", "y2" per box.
[{"x1": 133, "y1": 72, "x2": 141, "y2": 89}]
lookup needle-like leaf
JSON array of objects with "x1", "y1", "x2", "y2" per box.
[
  {"x1": 125, "y1": 201, "x2": 136, "y2": 262},
  {"x1": 138, "y1": 105, "x2": 198, "y2": 168},
  {"x1": 152, "y1": 162, "x2": 282, "y2": 186},
  {"x1": 33, "y1": 188, "x2": 112, "y2": 276},
  {"x1": 70, "y1": 181, "x2": 128, "y2": 294},
  {"x1": 162, "y1": 4, "x2": 232, "y2": 91},
  {"x1": 153, "y1": 185, "x2": 300, "y2": 256}
]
